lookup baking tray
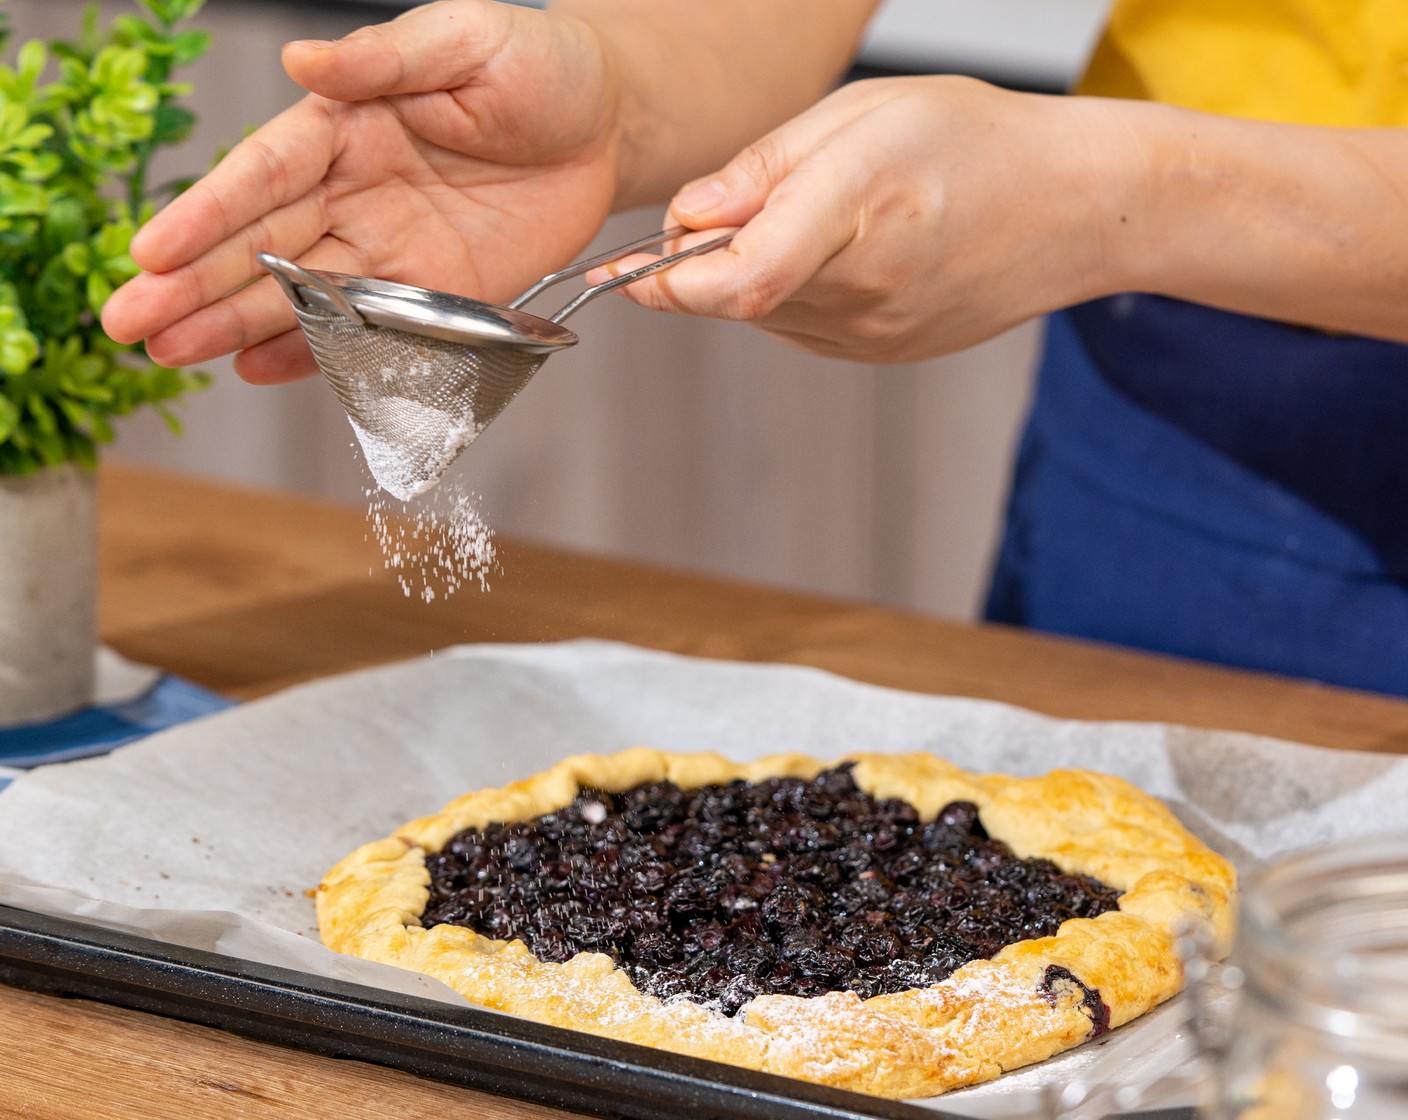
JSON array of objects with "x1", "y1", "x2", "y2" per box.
[{"x1": 0, "y1": 903, "x2": 1194, "y2": 1120}]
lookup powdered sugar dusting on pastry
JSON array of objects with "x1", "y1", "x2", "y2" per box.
[{"x1": 318, "y1": 749, "x2": 1236, "y2": 1099}]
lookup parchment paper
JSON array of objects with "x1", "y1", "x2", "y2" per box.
[{"x1": 1, "y1": 639, "x2": 1405, "y2": 1116}]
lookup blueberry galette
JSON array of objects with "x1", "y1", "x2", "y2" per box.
[{"x1": 317, "y1": 749, "x2": 1235, "y2": 1098}]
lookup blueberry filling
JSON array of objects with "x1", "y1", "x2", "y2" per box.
[
  {"x1": 1040, "y1": 964, "x2": 1111, "y2": 1038},
  {"x1": 423, "y1": 763, "x2": 1121, "y2": 1015}
]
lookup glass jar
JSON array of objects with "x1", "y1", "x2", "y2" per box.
[{"x1": 1206, "y1": 833, "x2": 1408, "y2": 1120}]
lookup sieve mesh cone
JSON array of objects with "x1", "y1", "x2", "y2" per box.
[{"x1": 293, "y1": 305, "x2": 546, "y2": 500}]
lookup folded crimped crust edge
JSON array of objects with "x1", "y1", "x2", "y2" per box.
[{"x1": 317, "y1": 749, "x2": 1237, "y2": 1099}]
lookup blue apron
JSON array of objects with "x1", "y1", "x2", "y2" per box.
[{"x1": 984, "y1": 294, "x2": 1408, "y2": 696}]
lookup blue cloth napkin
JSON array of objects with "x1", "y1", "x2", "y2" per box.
[{"x1": 0, "y1": 675, "x2": 234, "y2": 792}]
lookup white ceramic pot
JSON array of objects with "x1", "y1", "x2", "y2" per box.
[{"x1": 0, "y1": 463, "x2": 98, "y2": 726}]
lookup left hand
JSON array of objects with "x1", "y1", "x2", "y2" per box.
[{"x1": 101, "y1": 0, "x2": 627, "y2": 384}]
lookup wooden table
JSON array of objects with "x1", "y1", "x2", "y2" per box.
[{"x1": 5, "y1": 462, "x2": 1408, "y2": 1118}]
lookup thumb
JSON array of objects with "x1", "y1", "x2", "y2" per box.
[
  {"x1": 668, "y1": 134, "x2": 794, "y2": 231},
  {"x1": 281, "y1": 0, "x2": 518, "y2": 101}
]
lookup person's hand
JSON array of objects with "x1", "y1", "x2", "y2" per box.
[
  {"x1": 101, "y1": 0, "x2": 625, "y2": 384},
  {"x1": 601, "y1": 76, "x2": 1127, "y2": 364}
]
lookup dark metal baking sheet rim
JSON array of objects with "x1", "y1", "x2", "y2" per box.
[{"x1": 0, "y1": 904, "x2": 1194, "y2": 1120}]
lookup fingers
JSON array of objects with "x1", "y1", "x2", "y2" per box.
[
  {"x1": 140, "y1": 276, "x2": 291, "y2": 369},
  {"x1": 282, "y1": 0, "x2": 518, "y2": 101},
  {"x1": 669, "y1": 155, "x2": 773, "y2": 232},
  {"x1": 601, "y1": 89, "x2": 884, "y2": 321},
  {"x1": 232, "y1": 329, "x2": 320, "y2": 385},
  {"x1": 667, "y1": 83, "x2": 881, "y2": 231},
  {"x1": 104, "y1": 187, "x2": 329, "y2": 346},
  {"x1": 598, "y1": 151, "x2": 864, "y2": 323},
  {"x1": 125, "y1": 97, "x2": 338, "y2": 280},
  {"x1": 141, "y1": 238, "x2": 371, "y2": 369}
]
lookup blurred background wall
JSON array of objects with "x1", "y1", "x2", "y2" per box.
[{"x1": 9, "y1": 0, "x2": 1106, "y2": 619}]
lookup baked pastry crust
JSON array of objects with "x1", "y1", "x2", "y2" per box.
[{"x1": 318, "y1": 749, "x2": 1236, "y2": 1099}]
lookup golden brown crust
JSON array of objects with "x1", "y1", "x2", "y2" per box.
[{"x1": 317, "y1": 749, "x2": 1236, "y2": 1099}]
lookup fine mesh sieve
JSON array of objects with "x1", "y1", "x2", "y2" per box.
[{"x1": 259, "y1": 226, "x2": 732, "y2": 500}]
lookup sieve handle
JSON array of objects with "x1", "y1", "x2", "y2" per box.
[
  {"x1": 257, "y1": 252, "x2": 366, "y2": 325},
  {"x1": 507, "y1": 226, "x2": 690, "y2": 309},
  {"x1": 546, "y1": 230, "x2": 734, "y2": 325},
  {"x1": 507, "y1": 226, "x2": 735, "y2": 324}
]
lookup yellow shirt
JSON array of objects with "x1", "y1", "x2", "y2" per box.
[{"x1": 1078, "y1": 0, "x2": 1408, "y2": 127}]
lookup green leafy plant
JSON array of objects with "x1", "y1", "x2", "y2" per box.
[{"x1": 0, "y1": 0, "x2": 211, "y2": 475}]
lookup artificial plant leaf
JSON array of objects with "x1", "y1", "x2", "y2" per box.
[
  {"x1": 151, "y1": 101, "x2": 194, "y2": 144},
  {"x1": 156, "y1": 402, "x2": 181, "y2": 434},
  {"x1": 57, "y1": 396, "x2": 90, "y2": 429},
  {"x1": 88, "y1": 408, "x2": 114, "y2": 442},
  {"x1": 61, "y1": 240, "x2": 92, "y2": 274},
  {"x1": 135, "y1": 0, "x2": 172, "y2": 25},
  {"x1": 0, "y1": 394, "x2": 18, "y2": 442},
  {"x1": 12, "y1": 122, "x2": 52, "y2": 148},
  {"x1": 0, "y1": 180, "x2": 46, "y2": 216},
  {"x1": 33, "y1": 425, "x2": 66, "y2": 466},
  {"x1": 0, "y1": 444, "x2": 41, "y2": 474},
  {"x1": 15, "y1": 40, "x2": 46, "y2": 88},
  {"x1": 112, "y1": 15, "x2": 160, "y2": 45},
  {"x1": 12, "y1": 149, "x2": 61, "y2": 181},
  {"x1": 166, "y1": 0, "x2": 208, "y2": 25},
  {"x1": 70, "y1": 431, "x2": 98, "y2": 468},
  {"x1": 0, "y1": 335, "x2": 38, "y2": 374},
  {"x1": 169, "y1": 29, "x2": 210, "y2": 66},
  {"x1": 85, "y1": 269, "x2": 112, "y2": 314},
  {"x1": 36, "y1": 257, "x2": 81, "y2": 334},
  {"x1": 0, "y1": 102, "x2": 26, "y2": 143},
  {"x1": 27, "y1": 392, "x2": 57, "y2": 434},
  {"x1": 0, "y1": 0, "x2": 212, "y2": 475},
  {"x1": 93, "y1": 45, "x2": 148, "y2": 89}
]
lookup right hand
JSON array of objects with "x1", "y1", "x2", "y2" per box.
[
  {"x1": 600, "y1": 76, "x2": 1120, "y2": 365},
  {"x1": 101, "y1": 0, "x2": 624, "y2": 384}
]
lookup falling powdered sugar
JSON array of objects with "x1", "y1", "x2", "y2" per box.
[
  {"x1": 365, "y1": 481, "x2": 499, "y2": 603},
  {"x1": 344, "y1": 390, "x2": 499, "y2": 601}
]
